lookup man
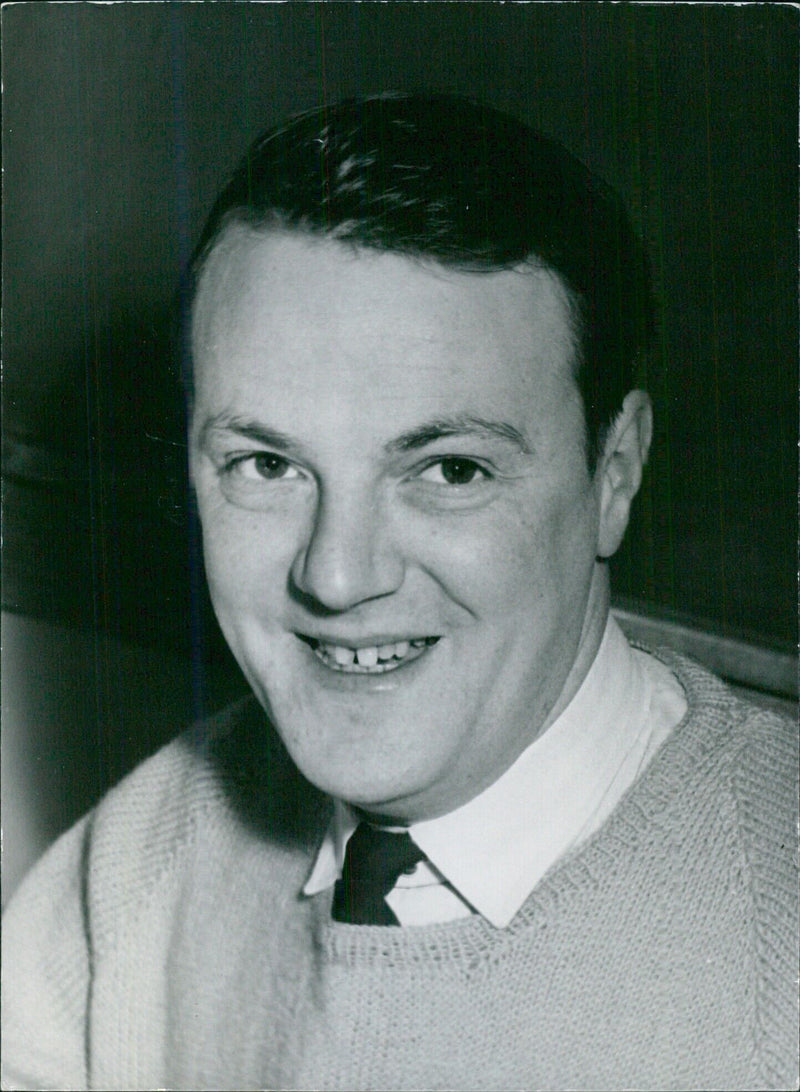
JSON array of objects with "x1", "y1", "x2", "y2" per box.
[{"x1": 3, "y1": 94, "x2": 797, "y2": 1091}]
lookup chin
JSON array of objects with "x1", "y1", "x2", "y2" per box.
[{"x1": 274, "y1": 708, "x2": 440, "y2": 812}]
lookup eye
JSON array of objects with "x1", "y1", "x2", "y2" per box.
[
  {"x1": 419, "y1": 457, "x2": 489, "y2": 486},
  {"x1": 228, "y1": 452, "x2": 301, "y2": 481}
]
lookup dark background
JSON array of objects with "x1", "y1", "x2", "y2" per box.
[{"x1": 2, "y1": 2, "x2": 797, "y2": 895}]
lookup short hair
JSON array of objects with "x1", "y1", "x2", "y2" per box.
[{"x1": 189, "y1": 93, "x2": 655, "y2": 473}]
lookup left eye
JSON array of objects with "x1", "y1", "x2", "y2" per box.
[{"x1": 419, "y1": 457, "x2": 489, "y2": 485}]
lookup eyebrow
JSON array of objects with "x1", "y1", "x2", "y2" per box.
[
  {"x1": 198, "y1": 412, "x2": 532, "y2": 458},
  {"x1": 197, "y1": 414, "x2": 305, "y2": 458},
  {"x1": 385, "y1": 415, "x2": 532, "y2": 455}
]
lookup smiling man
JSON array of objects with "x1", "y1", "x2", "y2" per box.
[
  {"x1": 3, "y1": 95, "x2": 797, "y2": 1091},
  {"x1": 190, "y1": 227, "x2": 629, "y2": 824}
]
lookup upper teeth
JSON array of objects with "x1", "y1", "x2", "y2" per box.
[
  {"x1": 311, "y1": 637, "x2": 434, "y2": 669},
  {"x1": 329, "y1": 640, "x2": 412, "y2": 666}
]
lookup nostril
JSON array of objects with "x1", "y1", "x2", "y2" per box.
[
  {"x1": 287, "y1": 577, "x2": 340, "y2": 617},
  {"x1": 290, "y1": 549, "x2": 405, "y2": 614}
]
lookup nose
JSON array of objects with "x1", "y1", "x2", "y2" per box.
[{"x1": 290, "y1": 484, "x2": 405, "y2": 612}]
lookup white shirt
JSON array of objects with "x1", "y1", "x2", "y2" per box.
[{"x1": 303, "y1": 616, "x2": 687, "y2": 928}]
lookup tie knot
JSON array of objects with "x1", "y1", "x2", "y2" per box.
[{"x1": 332, "y1": 823, "x2": 426, "y2": 925}]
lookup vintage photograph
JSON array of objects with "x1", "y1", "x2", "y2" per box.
[{"x1": 2, "y1": 3, "x2": 797, "y2": 1089}]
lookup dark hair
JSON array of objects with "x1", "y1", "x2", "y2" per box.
[{"x1": 189, "y1": 93, "x2": 654, "y2": 473}]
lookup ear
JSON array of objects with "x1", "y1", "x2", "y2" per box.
[{"x1": 596, "y1": 390, "x2": 653, "y2": 559}]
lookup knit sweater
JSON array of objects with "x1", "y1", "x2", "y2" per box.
[{"x1": 2, "y1": 651, "x2": 798, "y2": 1092}]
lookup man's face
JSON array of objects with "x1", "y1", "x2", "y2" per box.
[{"x1": 190, "y1": 226, "x2": 611, "y2": 821}]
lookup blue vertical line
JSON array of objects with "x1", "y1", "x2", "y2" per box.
[
  {"x1": 763, "y1": 18, "x2": 793, "y2": 531},
  {"x1": 102, "y1": 65, "x2": 131, "y2": 779},
  {"x1": 107, "y1": 71, "x2": 127, "y2": 662},
  {"x1": 70, "y1": 17, "x2": 106, "y2": 797},
  {"x1": 643, "y1": 11, "x2": 676, "y2": 611},
  {"x1": 701, "y1": 11, "x2": 728, "y2": 636},
  {"x1": 623, "y1": 14, "x2": 657, "y2": 602},
  {"x1": 238, "y1": 3, "x2": 252, "y2": 144},
  {"x1": 634, "y1": 12, "x2": 668, "y2": 606},
  {"x1": 169, "y1": 4, "x2": 205, "y2": 721},
  {"x1": 315, "y1": 4, "x2": 332, "y2": 223},
  {"x1": 607, "y1": 13, "x2": 628, "y2": 603},
  {"x1": 578, "y1": 4, "x2": 591, "y2": 169}
]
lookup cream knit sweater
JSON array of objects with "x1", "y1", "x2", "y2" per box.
[{"x1": 2, "y1": 651, "x2": 798, "y2": 1091}]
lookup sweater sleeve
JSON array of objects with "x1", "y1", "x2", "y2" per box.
[{"x1": 1, "y1": 816, "x2": 92, "y2": 1092}]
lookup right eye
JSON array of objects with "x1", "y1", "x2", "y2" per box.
[{"x1": 224, "y1": 453, "x2": 302, "y2": 481}]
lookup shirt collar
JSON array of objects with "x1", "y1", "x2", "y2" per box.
[{"x1": 304, "y1": 615, "x2": 649, "y2": 927}]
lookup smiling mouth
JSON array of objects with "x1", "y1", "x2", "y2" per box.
[{"x1": 298, "y1": 635, "x2": 440, "y2": 673}]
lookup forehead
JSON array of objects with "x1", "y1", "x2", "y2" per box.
[{"x1": 191, "y1": 226, "x2": 581, "y2": 432}]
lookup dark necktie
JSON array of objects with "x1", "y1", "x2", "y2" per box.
[{"x1": 332, "y1": 822, "x2": 426, "y2": 925}]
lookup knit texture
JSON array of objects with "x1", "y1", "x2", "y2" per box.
[{"x1": 2, "y1": 651, "x2": 798, "y2": 1091}]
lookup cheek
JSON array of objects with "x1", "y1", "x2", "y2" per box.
[
  {"x1": 198, "y1": 502, "x2": 294, "y2": 611},
  {"x1": 527, "y1": 489, "x2": 597, "y2": 578},
  {"x1": 407, "y1": 507, "x2": 541, "y2": 619},
  {"x1": 449, "y1": 491, "x2": 596, "y2": 615}
]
